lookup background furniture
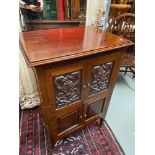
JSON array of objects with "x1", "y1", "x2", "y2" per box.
[
  {"x1": 106, "y1": 13, "x2": 135, "y2": 77},
  {"x1": 110, "y1": 4, "x2": 131, "y2": 17},
  {"x1": 110, "y1": 0, "x2": 134, "y2": 17},
  {"x1": 117, "y1": 13, "x2": 135, "y2": 77},
  {"x1": 26, "y1": 20, "x2": 82, "y2": 31},
  {"x1": 43, "y1": 0, "x2": 87, "y2": 21},
  {"x1": 20, "y1": 0, "x2": 87, "y2": 31},
  {"x1": 20, "y1": 26, "x2": 132, "y2": 148}
]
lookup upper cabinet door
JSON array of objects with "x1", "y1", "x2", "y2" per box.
[
  {"x1": 49, "y1": 62, "x2": 85, "y2": 110},
  {"x1": 83, "y1": 51, "x2": 122, "y2": 121}
]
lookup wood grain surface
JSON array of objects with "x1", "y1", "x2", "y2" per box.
[{"x1": 20, "y1": 26, "x2": 132, "y2": 66}]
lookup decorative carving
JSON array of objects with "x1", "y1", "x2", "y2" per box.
[
  {"x1": 116, "y1": 14, "x2": 135, "y2": 42},
  {"x1": 89, "y1": 62, "x2": 113, "y2": 95},
  {"x1": 54, "y1": 71, "x2": 81, "y2": 108},
  {"x1": 106, "y1": 14, "x2": 135, "y2": 43}
]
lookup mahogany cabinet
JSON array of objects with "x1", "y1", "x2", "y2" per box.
[{"x1": 20, "y1": 26, "x2": 132, "y2": 148}]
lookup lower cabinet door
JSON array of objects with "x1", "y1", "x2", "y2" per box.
[
  {"x1": 54, "y1": 99, "x2": 84, "y2": 137},
  {"x1": 57, "y1": 109, "x2": 81, "y2": 134},
  {"x1": 84, "y1": 99, "x2": 106, "y2": 122},
  {"x1": 86, "y1": 99, "x2": 105, "y2": 119}
]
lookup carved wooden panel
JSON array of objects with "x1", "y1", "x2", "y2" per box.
[
  {"x1": 89, "y1": 62, "x2": 113, "y2": 95},
  {"x1": 54, "y1": 71, "x2": 81, "y2": 108}
]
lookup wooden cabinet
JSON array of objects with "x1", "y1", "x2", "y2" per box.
[{"x1": 20, "y1": 26, "x2": 132, "y2": 148}]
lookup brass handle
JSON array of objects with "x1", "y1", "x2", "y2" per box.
[
  {"x1": 87, "y1": 83, "x2": 90, "y2": 87},
  {"x1": 84, "y1": 114, "x2": 87, "y2": 118},
  {"x1": 80, "y1": 115, "x2": 83, "y2": 119}
]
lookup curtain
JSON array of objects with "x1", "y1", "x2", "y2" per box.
[
  {"x1": 86, "y1": 0, "x2": 106, "y2": 27},
  {"x1": 19, "y1": 49, "x2": 40, "y2": 109}
]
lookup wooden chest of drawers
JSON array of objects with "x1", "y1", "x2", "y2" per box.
[{"x1": 20, "y1": 26, "x2": 132, "y2": 148}]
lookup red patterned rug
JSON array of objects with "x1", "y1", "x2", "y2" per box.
[{"x1": 20, "y1": 107, "x2": 125, "y2": 155}]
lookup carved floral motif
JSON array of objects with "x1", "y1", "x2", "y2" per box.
[
  {"x1": 54, "y1": 71, "x2": 81, "y2": 108},
  {"x1": 89, "y1": 62, "x2": 113, "y2": 95}
]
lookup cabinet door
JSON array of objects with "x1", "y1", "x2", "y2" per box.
[
  {"x1": 83, "y1": 51, "x2": 122, "y2": 122},
  {"x1": 46, "y1": 61, "x2": 86, "y2": 138}
]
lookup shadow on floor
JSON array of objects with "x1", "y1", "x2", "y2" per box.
[{"x1": 116, "y1": 73, "x2": 135, "y2": 92}]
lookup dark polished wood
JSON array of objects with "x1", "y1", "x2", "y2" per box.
[
  {"x1": 20, "y1": 26, "x2": 132, "y2": 67},
  {"x1": 106, "y1": 13, "x2": 135, "y2": 77},
  {"x1": 110, "y1": 4, "x2": 131, "y2": 17},
  {"x1": 20, "y1": 26, "x2": 132, "y2": 148},
  {"x1": 26, "y1": 20, "x2": 82, "y2": 31},
  {"x1": 110, "y1": 0, "x2": 134, "y2": 17}
]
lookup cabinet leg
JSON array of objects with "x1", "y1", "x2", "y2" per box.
[
  {"x1": 51, "y1": 142, "x2": 55, "y2": 149},
  {"x1": 49, "y1": 137, "x2": 55, "y2": 149},
  {"x1": 124, "y1": 67, "x2": 128, "y2": 75},
  {"x1": 99, "y1": 118, "x2": 104, "y2": 126}
]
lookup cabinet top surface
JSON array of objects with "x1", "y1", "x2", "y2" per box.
[{"x1": 20, "y1": 26, "x2": 132, "y2": 66}]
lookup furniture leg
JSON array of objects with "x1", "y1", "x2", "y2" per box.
[
  {"x1": 99, "y1": 118, "x2": 104, "y2": 126},
  {"x1": 50, "y1": 137, "x2": 55, "y2": 149},
  {"x1": 124, "y1": 67, "x2": 128, "y2": 75},
  {"x1": 129, "y1": 67, "x2": 135, "y2": 78}
]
